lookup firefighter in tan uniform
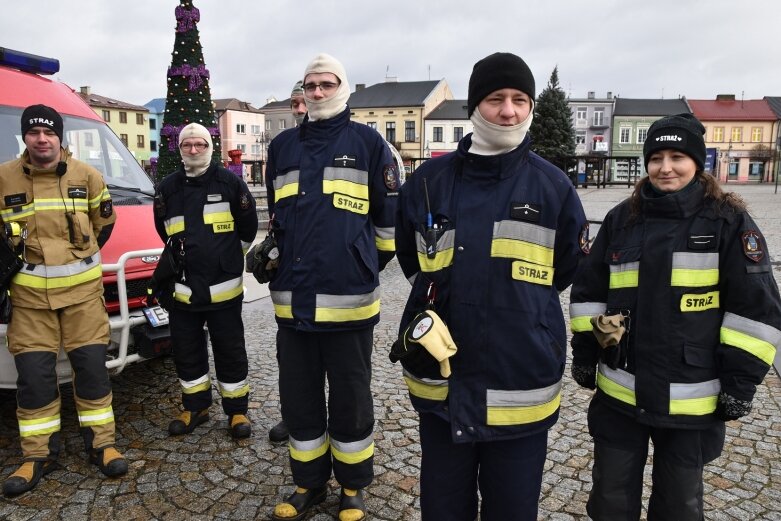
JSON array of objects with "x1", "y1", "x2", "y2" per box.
[{"x1": 0, "y1": 105, "x2": 127, "y2": 497}]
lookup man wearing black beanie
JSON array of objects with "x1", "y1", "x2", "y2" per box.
[{"x1": 394, "y1": 52, "x2": 588, "y2": 520}]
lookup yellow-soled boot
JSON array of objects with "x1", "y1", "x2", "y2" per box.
[
  {"x1": 90, "y1": 446, "x2": 128, "y2": 477},
  {"x1": 229, "y1": 414, "x2": 252, "y2": 439},
  {"x1": 168, "y1": 409, "x2": 209, "y2": 436},
  {"x1": 271, "y1": 486, "x2": 327, "y2": 520},
  {"x1": 339, "y1": 488, "x2": 366, "y2": 521},
  {"x1": 2, "y1": 460, "x2": 58, "y2": 497}
]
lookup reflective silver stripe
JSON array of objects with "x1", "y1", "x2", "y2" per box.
[
  {"x1": 323, "y1": 166, "x2": 369, "y2": 185},
  {"x1": 569, "y1": 302, "x2": 607, "y2": 319},
  {"x1": 493, "y1": 220, "x2": 555, "y2": 248},
  {"x1": 270, "y1": 290, "x2": 292, "y2": 305},
  {"x1": 22, "y1": 253, "x2": 100, "y2": 278},
  {"x1": 672, "y1": 252, "x2": 719, "y2": 270},
  {"x1": 375, "y1": 226, "x2": 395, "y2": 241},
  {"x1": 486, "y1": 381, "x2": 562, "y2": 407},
  {"x1": 415, "y1": 228, "x2": 455, "y2": 252},
  {"x1": 599, "y1": 364, "x2": 635, "y2": 390},
  {"x1": 203, "y1": 202, "x2": 231, "y2": 216},
  {"x1": 402, "y1": 369, "x2": 448, "y2": 388},
  {"x1": 180, "y1": 374, "x2": 209, "y2": 390},
  {"x1": 330, "y1": 434, "x2": 374, "y2": 454},
  {"x1": 174, "y1": 283, "x2": 192, "y2": 298},
  {"x1": 599, "y1": 364, "x2": 720, "y2": 400},
  {"x1": 241, "y1": 240, "x2": 252, "y2": 251},
  {"x1": 274, "y1": 170, "x2": 300, "y2": 190},
  {"x1": 722, "y1": 312, "x2": 781, "y2": 348},
  {"x1": 165, "y1": 215, "x2": 184, "y2": 232},
  {"x1": 218, "y1": 379, "x2": 249, "y2": 392},
  {"x1": 610, "y1": 261, "x2": 639, "y2": 275},
  {"x1": 316, "y1": 288, "x2": 380, "y2": 309},
  {"x1": 289, "y1": 432, "x2": 328, "y2": 452},
  {"x1": 209, "y1": 277, "x2": 243, "y2": 298}
]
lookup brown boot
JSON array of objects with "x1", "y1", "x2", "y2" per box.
[
  {"x1": 2, "y1": 460, "x2": 58, "y2": 497},
  {"x1": 229, "y1": 414, "x2": 252, "y2": 439},
  {"x1": 90, "y1": 447, "x2": 128, "y2": 477},
  {"x1": 168, "y1": 409, "x2": 209, "y2": 436}
]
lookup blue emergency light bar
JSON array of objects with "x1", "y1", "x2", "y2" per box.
[{"x1": 0, "y1": 47, "x2": 60, "y2": 75}]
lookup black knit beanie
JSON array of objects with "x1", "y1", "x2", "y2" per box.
[
  {"x1": 467, "y1": 52, "x2": 536, "y2": 117},
  {"x1": 21, "y1": 104, "x2": 64, "y2": 143},
  {"x1": 643, "y1": 113, "x2": 706, "y2": 170}
]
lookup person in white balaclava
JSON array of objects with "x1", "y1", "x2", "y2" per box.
[
  {"x1": 151, "y1": 122, "x2": 258, "y2": 441},
  {"x1": 394, "y1": 53, "x2": 588, "y2": 521},
  {"x1": 265, "y1": 54, "x2": 399, "y2": 521}
]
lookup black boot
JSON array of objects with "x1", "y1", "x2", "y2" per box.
[
  {"x1": 89, "y1": 446, "x2": 128, "y2": 477},
  {"x1": 2, "y1": 460, "x2": 58, "y2": 497},
  {"x1": 168, "y1": 409, "x2": 209, "y2": 436},
  {"x1": 271, "y1": 486, "x2": 328, "y2": 520},
  {"x1": 338, "y1": 488, "x2": 367, "y2": 521},
  {"x1": 268, "y1": 419, "x2": 289, "y2": 442},
  {"x1": 229, "y1": 414, "x2": 252, "y2": 439}
]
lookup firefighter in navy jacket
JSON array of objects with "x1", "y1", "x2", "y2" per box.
[
  {"x1": 395, "y1": 53, "x2": 587, "y2": 521},
  {"x1": 153, "y1": 123, "x2": 257, "y2": 440},
  {"x1": 570, "y1": 114, "x2": 781, "y2": 520},
  {"x1": 265, "y1": 54, "x2": 397, "y2": 521}
]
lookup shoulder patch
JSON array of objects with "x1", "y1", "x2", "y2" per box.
[
  {"x1": 579, "y1": 223, "x2": 591, "y2": 254},
  {"x1": 240, "y1": 192, "x2": 251, "y2": 210},
  {"x1": 100, "y1": 199, "x2": 113, "y2": 218},
  {"x1": 383, "y1": 164, "x2": 400, "y2": 191},
  {"x1": 741, "y1": 230, "x2": 764, "y2": 262}
]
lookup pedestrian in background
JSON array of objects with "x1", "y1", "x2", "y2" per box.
[
  {"x1": 0, "y1": 105, "x2": 127, "y2": 496},
  {"x1": 394, "y1": 52, "x2": 588, "y2": 520},
  {"x1": 152, "y1": 122, "x2": 258, "y2": 440},
  {"x1": 266, "y1": 79, "x2": 308, "y2": 445},
  {"x1": 569, "y1": 113, "x2": 781, "y2": 520},
  {"x1": 264, "y1": 54, "x2": 398, "y2": 521}
]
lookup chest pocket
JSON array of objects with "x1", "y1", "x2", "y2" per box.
[
  {"x1": 203, "y1": 201, "x2": 234, "y2": 233},
  {"x1": 323, "y1": 166, "x2": 369, "y2": 215},
  {"x1": 605, "y1": 245, "x2": 641, "y2": 290}
]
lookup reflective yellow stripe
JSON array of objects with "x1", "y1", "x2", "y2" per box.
[
  {"x1": 609, "y1": 262, "x2": 639, "y2": 289},
  {"x1": 315, "y1": 299, "x2": 379, "y2": 322},
  {"x1": 375, "y1": 236, "x2": 395, "y2": 252},
  {"x1": 203, "y1": 212, "x2": 234, "y2": 224},
  {"x1": 289, "y1": 434, "x2": 330, "y2": 463},
  {"x1": 669, "y1": 395, "x2": 718, "y2": 415},
  {"x1": 331, "y1": 436, "x2": 374, "y2": 465},
  {"x1": 165, "y1": 216, "x2": 185, "y2": 236},
  {"x1": 486, "y1": 394, "x2": 560, "y2": 425},
  {"x1": 180, "y1": 375, "x2": 211, "y2": 394},
  {"x1": 0, "y1": 205, "x2": 34, "y2": 220},
  {"x1": 274, "y1": 303, "x2": 293, "y2": 319},
  {"x1": 569, "y1": 302, "x2": 607, "y2": 333},
  {"x1": 417, "y1": 249, "x2": 454, "y2": 272},
  {"x1": 218, "y1": 381, "x2": 250, "y2": 398},
  {"x1": 571, "y1": 316, "x2": 592, "y2": 332},
  {"x1": 403, "y1": 375, "x2": 448, "y2": 401},
  {"x1": 491, "y1": 239, "x2": 553, "y2": 266},
  {"x1": 323, "y1": 179, "x2": 369, "y2": 200},
  {"x1": 671, "y1": 268, "x2": 719, "y2": 287},
  {"x1": 78, "y1": 406, "x2": 114, "y2": 427},
  {"x1": 271, "y1": 291, "x2": 293, "y2": 319},
  {"x1": 275, "y1": 182, "x2": 299, "y2": 202},
  {"x1": 720, "y1": 327, "x2": 776, "y2": 365},
  {"x1": 596, "y1": 371, "x2": 637, "y2": 405},
  {"x1": 19, "y1": 415, "x2": 61, "y2": 437},
  {"x1": 14, "y1": 264, "x2": 102, "y2": 289}
]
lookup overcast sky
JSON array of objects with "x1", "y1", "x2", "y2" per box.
[{"x1": 3, "y1": 1, "x2": 780, "y2": 109}]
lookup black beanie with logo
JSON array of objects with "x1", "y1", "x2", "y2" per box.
[
  {"x1": 467, "y1": 52, "x2": 536, "y2": 117},
  {"x1": 21, "y1": 104, "x2": 64, "y2": 143},
  {"x1": 643, "y1": 113, "x2": 706, "y2": 170}
]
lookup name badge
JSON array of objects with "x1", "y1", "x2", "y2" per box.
[
  {"x1": 511, "y1": 260, "x2": 554, "y2": 286},
  {"x1": 680, "y1": 291, "x2": 720, "y2": 312},
  {"x1": 67, "y1": 187, "x2": 88, "y2": 199},
  {"x1": 510, "y1": 202, "x2": 541, "y2": 222},
  {"x1": 207, "y1": 194, "x2": 223, "y2": 202},
  {"x1": 333, "y1": 194, "x2": 369, "y2": 215},
  {"x1": 333, "y1": 154, "x2": 357, "y2": 168},
  {"x1": 213, "y1": 222, "x2": 234, "y2": 233}
]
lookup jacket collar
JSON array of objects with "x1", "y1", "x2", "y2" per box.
[
  {"x1": 639, "y1": 179, "x2": 704, "y2": 219},
  {"x1": 21, "y1": 147, "x2": 69, "y2": 175},
  {"x1": 456, "y1": 134, "x2": 531, "y2": 179},
  {"x1": 176, "y1": 161, "x2": 217, "y2": 186},
  {"x1": 299, "y1": 106, "x2": 350, "y2": 140}
]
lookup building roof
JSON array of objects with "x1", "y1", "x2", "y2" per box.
[
  {"x1": 259, "y1": 98, "x2": 291, "y2": 111},
  {"x1": 213, "y1": 98, "x2": 263, "y2": 113},
  {"x1": 689, "y1": 98, "x2": 776, "y2": 121},
  {"x1": 78, "y1": 91, "x2": 148, "y2": 112},
  {"x1": 348, "y1": 80, "x2": 441, "y2": 108},
  {"x1": 426, "y1": 100, "x2": 468, "y2": 120},
  {"x1": 144, "y1": 98, "x2": 166, "y2": 113},
  {"x1": 765, "y1": 97, "x2": 781, "y2": 118},
  {"x1": 613, "y1": 98, "x2": 690, "y2": 117}
]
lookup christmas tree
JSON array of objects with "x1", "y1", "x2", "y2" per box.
[
  {"x1": 156, "y1": 0, "x2": 221, "y2": 182},
  {"x1": 529, "y1": 66, "x2": 575, "y2": 167}
]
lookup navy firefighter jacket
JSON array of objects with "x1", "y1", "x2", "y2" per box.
[
  {"x1": 395, "y1": 134, "x2": 588, "y2": 443},
  {"x1": 265, "y1": 107, "x2": 398, "y2": 332}
]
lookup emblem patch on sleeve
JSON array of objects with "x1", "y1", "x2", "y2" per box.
[
  {"x1": 100, "y1": 199, "x2": 113, "y2": 218},
  {"x1": 741, "y1": 230, "x2": 764, "y2": 262},
  {"x1": 383, "y1": 164, "x2": 400, "y2": 191},
  {"x1": 240, "y1": 192, "x2": 251, "y2": 210},
  {"x1": 579, "y1": 223, "x2": 591, "y2": 254}
]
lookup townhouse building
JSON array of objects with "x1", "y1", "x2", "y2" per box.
[
  {"x1": 78, "y1": 86, "x2": 151, "y2": 166},
  {"x1": 610, "y1": 97, "x2": 691, "y2": 181},
  {"x1": 213, "y1": 98, "x2": 266, "y2": 180},
  {"x1": 258, "y1": 97, "x2": 299, "y2": 142},
  {"x1": 689, "y1": 96, "x2": 777, "y2": 183},
  {"x1": 568, "y1": 91, "x2": 614, "y2": 157},
  {"x1": 348, "y1": 79, "x2": 453, "y2": 169},
  {"x1": 424, "y1": 100, "x2": 471, "y2": 159},
  {"x1": 765, "y1": 96, "x2": 781, "y2": 183}
]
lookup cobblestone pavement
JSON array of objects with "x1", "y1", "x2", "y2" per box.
[{"x1": 0, "y1": 184, "x2": 780, "y2": 520}]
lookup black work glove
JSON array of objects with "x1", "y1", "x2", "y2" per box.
[
  {"x1": 146, "y1": 278, "x2": 174, "y2": 310},
  {"x1": 571, "y1": 364, "x2": 597, "y2": 390},
  {"x1": 246, "y1": 235, "x2": 278, "y2": 284},
  {"x1": 715, "y1": 391, "x2": 752, "y2": 421}
]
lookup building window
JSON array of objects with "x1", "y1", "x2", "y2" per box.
[
  {"x1": 237, "y1": 144, "x2": 246, "y2": 153},
  {"x1": 575, "y1": 131, "x2": 586, "y2": 145},
  {"x1": 137, "y1": 135, "x2": 145, "y2": 148},
  {"x1": 236, "y1": 124, "x2": 246, "y2": 134},
  {"x1": 120, "y1": 134, "x2": 128, "y2": 146},
  {"x1": 119, "y1": 112, "x2": 127, "y2": 124},
  {"x1": 405, "y1": 121, "x2": 416, "y2": 142},
  {"x1": 150, "y1": 140, "x2": 157, "y2": 152},
  {"x1": 637, "y1": 127, "x2": 648, "y2": 144},
  {"x1": 749, "y1": 161, "x2": 764, "y2": 178},
  {"x1": 149, "y1": 118, "x2": 157, "y2": 130},
  {"x1": 251, "y1": 124, "x2": 261, "y2": 135},
  {"x1": 593, "y1": 109, "x2": 604, "y2": 126},
  {"x1": 453, "y1": 126, "x2": 463, "y2": 142},
  {"x1": 713, "y1": 127, "x2": 724, "y2": 142},
  {"x1": 386, "y1": 122, "x2": 396, "y2": 143},
  {"x1": 136, "y1": 113, "x2": 144, "y2": 125},
  {"x1": 433, "y1": 127, "x2": 443, "y2": 142},
  {"x1": 367, "y1": 122, "x2": 377, "y2": 130},
  {"x1": 279, "y1": 119, "x2": 286, "y2": 130},
  {"x1": 731, "y1": 127, "x2": 742, "y2": 142},
  {"x1": 576, "y1": 107, "x2": 587, "y2": 121},
  {"x1": 102, "y1": 110, "x2": 110, "y2": 122},
  {"x1": 265, "y1": 120, "x2": 271, "y2": 131},
  {"x1": 751, "y1": 127, "x2": 762, "y2": 142},
  {"x1": 619, "y1": 127, "x2": 631, "y2": 144},
  {"x1": 251, "y1": 144, "x2": 261, "y2": 156}
]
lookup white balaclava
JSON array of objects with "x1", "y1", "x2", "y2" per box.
[
  {"x1": 179, "y1": 123, "x2": 213, "y2": 176},
  {"x1": 303, "y1": 53, "x2": 350, "y2": 122},
  {"x1": 469, "y1": 99, "x2": 534, "y2": 156}
]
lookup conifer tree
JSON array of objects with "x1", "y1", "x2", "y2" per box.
[
  {"x1": 156, "y1": 0, "x2": 220, "y2": 182},
  {"x1": 529, "y1": 66, "x2": 575, "y2": 166}
]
